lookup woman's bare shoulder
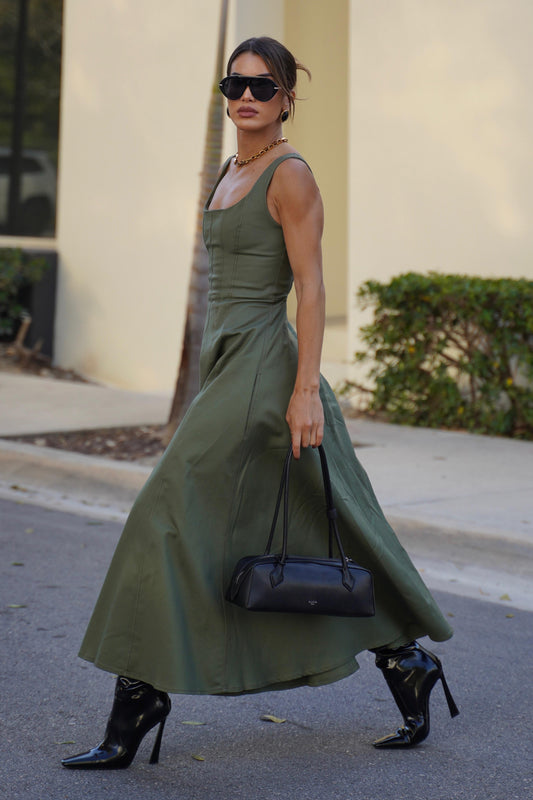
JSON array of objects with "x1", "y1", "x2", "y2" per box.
[
  {"x1": 269, "y1": 153, "x2": 322, "y2": 225},
  {"x1": 276, "y1": 150, "x2": 313, "y2": 175},
  {"x1": 271, "y1": 153, "x2": 318, "y2": 200}
]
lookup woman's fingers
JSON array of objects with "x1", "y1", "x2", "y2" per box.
[
  {"x1": 291, "y1": 432, "x2": 301, "y2": 459},
  {"x1": 315, "y1": 417, "x2": 324, "y2": 447},
  {"x1": 286, "y1": 391, "x2": 324, "y2": 458}
]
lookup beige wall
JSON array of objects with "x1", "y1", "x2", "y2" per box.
[
  {"x1": 284, "y1": 0, "x2": 349, "y2": 321},
  {"x1": 5, "y1": 1, "x2": 532, "y2": 391},
  {"x1": 55, "y1": 0, "x2": 221, "y2": 391},
  {"x1": 349, "y1": 0, "x2": 533, "y2": 359}
]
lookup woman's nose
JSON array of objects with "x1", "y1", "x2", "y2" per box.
[{"x1": 241, "y1": 86, "x2": 254, "y2": 100}]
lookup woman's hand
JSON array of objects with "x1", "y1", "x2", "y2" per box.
[{"x1": 286, "y1": 385, "x2": 324, "y2": 459}]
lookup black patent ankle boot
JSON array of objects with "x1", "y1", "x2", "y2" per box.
[
  {"x1": 61, "y1": 677, "x2": 171, "y2": 769},
  {"x1": 372, "y1": 641, "x2": 459, "y2": 748}
]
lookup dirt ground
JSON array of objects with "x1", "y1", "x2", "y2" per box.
[
  {"x1": 0, "y1": 342, "x2": 88, "y2": 383},
  {"x1": 7, "y1": 424, "x2": 168, "y2": 461}
]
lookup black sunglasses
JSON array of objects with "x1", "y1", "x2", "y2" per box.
[{"x1": 219, "y1": 75, "x2": 280, "y2": 102}]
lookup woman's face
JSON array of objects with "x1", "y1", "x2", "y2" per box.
[{"x1": 226, "y1": 52, "x2": 288, "y2": 133}]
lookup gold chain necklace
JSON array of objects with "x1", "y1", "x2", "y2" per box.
[{"x1": 233, "y1": 137, "x2": 288, "y2": 167}]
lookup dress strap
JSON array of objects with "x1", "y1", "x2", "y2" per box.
[
  {"x1": 253, "y1": 153, "x2": 312, "y2": 222},
  {"x1": 204, "y1": 156, "x2": 233, "y2": 211},
  {"x1": 256, "y1": 152, "x2": 312, "y2": 186}
]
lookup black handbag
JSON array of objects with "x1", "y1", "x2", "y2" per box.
[{"x1": 226, "y1": 445, "x2": 375, "y2": 617}]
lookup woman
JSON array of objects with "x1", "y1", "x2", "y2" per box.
[{"x1": 62, "y1": 36, "x2": 458, "y2": 770}]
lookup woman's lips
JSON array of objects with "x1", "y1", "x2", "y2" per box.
[{"x1": 237, "y1": 106, "x2": 258, "y2": 117}]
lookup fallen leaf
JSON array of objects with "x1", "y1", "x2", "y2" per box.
[
  {"x1": 260, "y1": 714, "x2": 286, "y2": 724},
  {"x1": 8, "y1": 604, "x2": 27, "y2": 609},
  {"x1": 87, "y1": 521, "x2": 103, "y2": 526},
  {"x1": 56, "y1": 740, "x2": 76, "y2": 745},
  {"x1": 499, "y1": 593, "x2": 511, "y2": 602},
  {"x1": 191, "y1": 754, "x2": 205, "y2": 761},
  {"x1": 11, "y1": 484, "x2": 28, "y2": 492},
  {"x1": 25, "y1": 528, "x2": 34, "y2": 534},
  {"x1": 505, "y1": 614, "x2": 514, "y2": 619},
  {"x1": 11, "y1": 562, "x2": 24, "y2": 567},
  {"x1": 447, "y1": 612, "x2": 454, "y2": 617},
  {"x1": 181, "y1": 720, "x2": 206, "y2": 726}
]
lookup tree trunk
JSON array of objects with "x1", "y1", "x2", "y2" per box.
[{"x1": 164, "y1": 0, "x2": 229, "y2": 443}]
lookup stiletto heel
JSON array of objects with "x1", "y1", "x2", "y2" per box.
[
  {"x1": 372, "y1": 641, "x2": 459, "y2": 748},
  {"x1": 440, "y1": 672, "x2": 460, "y2": 718},
  {"x1": 149, "y1": 718, "x2": 166, "y2": 765},
  {"x1": 61, "y1": 677, "x2": 171, "y2": 769}
]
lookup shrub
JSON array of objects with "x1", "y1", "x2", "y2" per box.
[
  {"x1": 0, "y1": 248, "x2": 49, "y2": 337},
  {"x1": 345, "y1": 272, "x2": 533, "y2": 439}
]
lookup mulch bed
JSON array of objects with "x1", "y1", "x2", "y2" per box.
[
  {"x1": 7, "y1": 425, "x2": 168, "y2": 462},
  {"x1": 0, "y1": 342, "x2": 89, "y2": 383}
]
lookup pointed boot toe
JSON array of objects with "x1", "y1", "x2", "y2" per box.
[
  {"x1": 61, "y1": 742, "x2": 132, "y2": 770},
  {"x1": 372, "y1": 717, "x2": 428, "y2": 749}
]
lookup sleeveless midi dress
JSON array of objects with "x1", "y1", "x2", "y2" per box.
[{"x1": 78, "y1": 154, "x2": 453, "y2": 695}]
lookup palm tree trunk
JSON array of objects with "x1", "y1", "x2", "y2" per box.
[{"x1": 164, "y1": 0, "x2": 229, "y2": 442}]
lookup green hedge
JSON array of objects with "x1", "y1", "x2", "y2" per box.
[
  {"x1": 0, "y1": 248, "x2": 49, "y2": 337},
  {"x1": 346, "y1": 272, "x2": 533, "y2": 439}
]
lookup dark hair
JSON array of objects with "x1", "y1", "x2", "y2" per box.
[{"x1": 226, "y1": 36, "x2": 311, "y2": 118}]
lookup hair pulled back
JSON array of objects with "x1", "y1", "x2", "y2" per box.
[{"x1": 226, "y1": 36, "x2": 311, "y2": 119}]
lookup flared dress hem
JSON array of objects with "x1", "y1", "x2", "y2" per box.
[{"x1": 78, "y1": 621, "x2": 450, "y2": 696}]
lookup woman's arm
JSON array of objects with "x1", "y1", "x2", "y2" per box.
[{"x1": 270, "y1": 158, "x2": 326, "y2": 459}]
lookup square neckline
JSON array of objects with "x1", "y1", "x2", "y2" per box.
[{"x1": 204, "y1": 153, "x2": 304, "y2": 213}]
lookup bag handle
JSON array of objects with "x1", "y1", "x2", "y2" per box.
[{"x1": 264, "y1": 445, "x2": 355, "y2": 592}]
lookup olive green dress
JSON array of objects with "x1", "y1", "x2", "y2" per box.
[{"x1": 79, "y1": 154, "x2": 452, "y2": 695}]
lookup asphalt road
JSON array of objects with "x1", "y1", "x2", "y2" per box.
[{"x1": 1, "y1": 498, "x2": 532, "y2": 800}]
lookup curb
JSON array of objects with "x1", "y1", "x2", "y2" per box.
[
  {"x1": 0, "y1": 439, "x2": 152, "y2": 520},
  {"x1": 2, "y1": 438, "x2": 532, "y2": 611},
  {"x1": 0, "y1": 436, "x2": 528, "y2": 545}
]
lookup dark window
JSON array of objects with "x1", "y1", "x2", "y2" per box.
[{"x1": 0, "y1": 0, "x2": 63, "y2": 237}]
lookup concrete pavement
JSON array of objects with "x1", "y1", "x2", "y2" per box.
[{"x1": 0, "y1": 371, "x2": 170, "y2": 436}]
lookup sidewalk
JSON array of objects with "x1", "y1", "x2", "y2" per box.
[
  {"x1": 1, "y1": 370, "x2": 531, "y2": 540},
  {"x1": 2, "y1": 369, "x2": 533, "y2": 612},
  {"x1": 0, "y1": 371, "x2": 170, "y2": 435}
]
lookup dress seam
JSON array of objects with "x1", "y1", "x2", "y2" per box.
[
  {"x1": 123, "y1": 477, "x2": 165, "y2": 675},
  {"x1": 220, "y1": 305, "x2": 274, "y2": 687}
]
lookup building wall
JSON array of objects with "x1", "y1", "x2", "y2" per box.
[
  {"x1": 3, "y1": 0, "x2": 532, "y2": 392},
  {"x1": 348, "y1": 0, "x2": 533, "y2": 359},
  {"x1": 284, "y1": 0, "x2": 349, "y2": 322},
  {"x1": 54, "y1": 0, "x2": 222, "y2": 391}
]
